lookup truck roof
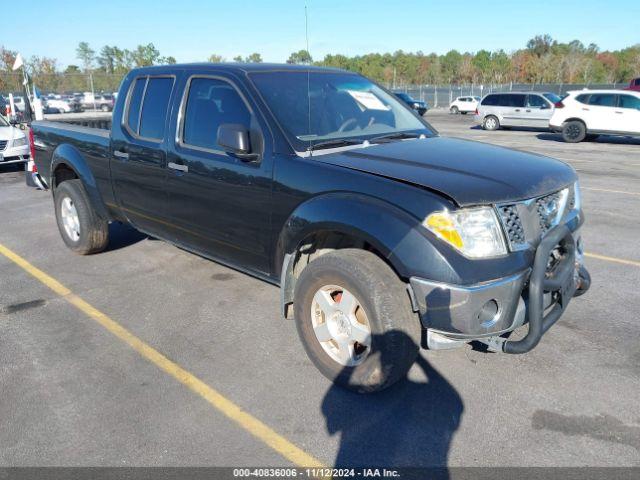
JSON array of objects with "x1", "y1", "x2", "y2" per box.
[{"x1": 128, "y1": 62, "x2": 347, "y2": 76}]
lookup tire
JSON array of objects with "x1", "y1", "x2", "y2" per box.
[
  {"x1": 450, "y1": 106, "x2": 459, "y2": 114},
  {"x1": 294, "y1": 249, "x2": 421, "y2": 393},
  {"x1": 483, "y1": 115, "x2": 500, "y2": 131},
  {"x1": 461, "y1": 111, "x2": 467, "y2": 115},
  {"x1": 101, "y1": 104, "x2": 110, "y2": 112},
  {"x1": 54, "y1": 179, "x2": 109, "y2": 255},
  {"x1": 562, "y1": 120, "x2": 586, "y2": 143}
]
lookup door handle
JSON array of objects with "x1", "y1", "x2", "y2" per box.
[
  {"x1": 515, "y1": 109, "x2": 521, "y2": 112},
  {"x1": 582, "y1": 108, "x2": 590, "y2": 111},
  {"x1": 113, "y1": 150, "x2": 129, "y2": 160},
  {"x1": 526, "y1": 109, "x2": 531, "y2": 112},
  {"x1": 168, "y1": 162, "x2": 188, "y2": 173},
  {"x1": 615, "y1": 111, "x2": 624, "y2": 114}
]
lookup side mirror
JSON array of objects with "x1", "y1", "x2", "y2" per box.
[
  {"x1": 8, "y1": 116, "x2": 18, "y2": 125},
  {"x1": 217, "y1": 123, "x2": 251, "y2": 155}
]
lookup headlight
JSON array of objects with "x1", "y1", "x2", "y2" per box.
[
  {"x1": 12, "y1": 136, "x2": 27, "y2": 147},
  {"x1": 413, "y1": 103, "x2": 420, "y2": 108},
  {"x1": 424, "y1": 207, "x2": 507, "y2": 258}
]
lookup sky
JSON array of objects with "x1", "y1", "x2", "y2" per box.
[{"x1": 4, "y1": 0, "x2": 639, "y2": 68}]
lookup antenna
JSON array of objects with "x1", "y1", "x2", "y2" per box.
[{"x1": 305, "y1": 3, "x2": 312, "y2": 154}]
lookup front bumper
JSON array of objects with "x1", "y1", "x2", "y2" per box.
[
  {"x1": 410, "y1": 224, "x2": 590, "y2": 353},
  {"x1": 0, "y1": 144, "x2": 30, "y2": 165}
]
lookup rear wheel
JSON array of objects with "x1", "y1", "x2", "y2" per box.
[
  {"x1": 54, "y1": 179, "x2": 109, "y2": 255},
  {"x1": 483, "y1": 115, "x2": 500, "y2": 131},
  {"x1": 294, "y1": 249, "x2": 421, "y2": 393},
  {"x1": 562, "y1": 120, "x2": 586, "y2": 143},
  {"x1": 100, "y1": 104, "x2": 110, "y2": 112}
]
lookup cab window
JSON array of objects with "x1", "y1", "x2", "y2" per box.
[{"x1": 182, "y1": 77, "x2": 252, "y2": 151}]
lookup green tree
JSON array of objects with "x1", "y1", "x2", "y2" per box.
[
  {"x1": 287, "y1": 49, "x2": 313, "y2": 64},
  {"x1": 208, "y1": 54, "x2": 225, "y2": 63},
  {"x1": 245, "y1": 53, "x2": 263, "y2": 63},
  {"x1": 76, "y1": 41, "x2": 95, "y2": 73}
]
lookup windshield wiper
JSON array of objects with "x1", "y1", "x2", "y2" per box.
[
  {"x1": 370, "y1": 132, "x2": 421, "y2": 144},
  {"x1": 306, "y1": 138, "x2": 364, "y2": 152}
]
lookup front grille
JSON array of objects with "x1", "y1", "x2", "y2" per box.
[
  {"x1": 497, "y1": 187, "x2": 572, "y2": 251},
  {"x1": 535, "y1": 191, "x2": 563, "y2": 234},
  {"x1": 498, "y1": 205, "x2": 526, "y2": 246},
  {"x1": 0, "y1": 140, "x2": 7, "y2": 151}
]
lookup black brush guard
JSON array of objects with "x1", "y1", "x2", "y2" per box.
[{"x1": 502, "y1": 224, "x2": 586, "y2": 354}]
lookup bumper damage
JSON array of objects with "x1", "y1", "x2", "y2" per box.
[{"x1": 411, "y1": 224, "x2": 590, "y2": 353}]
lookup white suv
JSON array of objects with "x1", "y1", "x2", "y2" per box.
[
  {"x1": 449, "y1": 96, "x2": 480, "y2": 114},
  {"x1": 550, "y1": 90, "x2": 640, "y2": 142}
]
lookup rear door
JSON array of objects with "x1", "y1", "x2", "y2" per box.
[
  {"x1": 525, "y1": 94, "x2": 553, "y2": 127},
  {"x1": 111, "y1": 75, "x2": 176, "y2": 236},
  {"x1": 164, "y1": 73, "x2": 274, "y2": 274},
  {"x1": 616, "y1": 94, "x2": 640, "y2": 134},
  {"x1": 585, "y1": 93, "x2": 618, "y2": 131}
]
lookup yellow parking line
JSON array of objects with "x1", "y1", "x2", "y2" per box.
[
  {"x1": 585, "y1": 252, "x2": 640, "y2": 268},
  {"x1": 582, "y1": 187, "x2": 640, "y2": 197},
  {"x1": 0, "y1": 242, "x2": 324, "y2": 468}
]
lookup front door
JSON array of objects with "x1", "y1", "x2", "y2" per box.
[
  {"x1": 164, "y1": 74, "x2": 274, "y2": 274},
  {"x1": 615, "y1": 94, "x2": 640, "y2": 134},
  {"x1": 525, "y1": 94, "x2": 553, "y2": 128},
  {"x1": 111, "y1": 75, "x2": 176, "y2": 236}
]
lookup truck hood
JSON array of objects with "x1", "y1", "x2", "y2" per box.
[{"x1": 314, "y1": 136, "x2": 577, "y2": 206}]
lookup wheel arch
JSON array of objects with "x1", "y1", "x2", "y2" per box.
[
  {"x1": 275, "y1": 192, "x2": 455, "y2": 318},
  {"x1": 51, "y1": 144, "x2": 109, "y2": 220}
]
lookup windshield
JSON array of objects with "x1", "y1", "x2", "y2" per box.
[
  {"x1": 543, "y1": 93, "x2": 562, "y2": 104},
  {"x1": 250, "y1": 71, "x2": 432, "y2": 152}
]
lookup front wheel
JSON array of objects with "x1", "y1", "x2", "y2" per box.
[
  {"x1": 450, "y1": 106, "x2": 459, "y2": 114},
  {"x1": 54, "y1": 179, "x2": 109, "y2": 255},
  {"x1": 294, "y1": 249, "x2": 421, "y2": 393}
]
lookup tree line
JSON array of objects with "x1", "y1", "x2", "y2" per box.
[{"x1": 1, "y1": 35, "x2": 639, "y2": 94}]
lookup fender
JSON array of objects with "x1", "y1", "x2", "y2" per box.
[
  {"x1": 276, "y1": 192, "x2": 461, "y2": 314},
  {"x1": 51, "y1": 144, "x2": 110, "y2": 221}
]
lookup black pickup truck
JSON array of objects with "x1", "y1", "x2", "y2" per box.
[{"x1": 31, "y1": 64, "x2": 590, "y2": 392}]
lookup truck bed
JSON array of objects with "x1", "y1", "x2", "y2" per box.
[{"x1": 32, "y1": 120, "x2": 110, "y2": 188}]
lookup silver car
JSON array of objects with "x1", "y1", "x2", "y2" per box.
[{"x1": 475, "y1": 92, "x2": 563, "y2": 130}]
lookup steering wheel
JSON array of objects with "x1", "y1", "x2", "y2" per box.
[{"x1": 338, "y1": 118, "x2": 358, "y2": 133}]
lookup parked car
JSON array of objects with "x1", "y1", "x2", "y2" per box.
[
  {"x1": 449, "y1": 96, "x2": 480, "y2": 114},
  {"x1": 30, "y1": 64, "x2": 590, "y2": 392},
  {"x1": 475, "y1": 92, "x2": 562, "y2": 130},
  {"x1": 0, "y1": 95, "x2": 7, "y2": 117},
  {"x1": 94, "y1": 94, "x2": 115, "y2": 112},
  {"x1": 393, "y1": 92, "x2": 428, "y2": 115},
  {"x1": 0, "y1": 115, "x2": 30, "y2": 166},
  {"x1": 625, "y1": 77, "x2": 640, "y2": 92},
  {"x1": 550, "y1": 89, "x2": 640, "y2": 142},
  {"x1": 46, "y1": 98, "x2": 74, "y2": 113}
]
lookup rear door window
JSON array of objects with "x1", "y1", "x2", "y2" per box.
[
  {"x1": 139, "y1": 77, "x2": 174, "y2": 140},
  {"x1": 126, "y1": 78, "x2": 147, "y2": 134},
  {"x1": 588, "y1": 94, "x2": 616, "y2": 107}
]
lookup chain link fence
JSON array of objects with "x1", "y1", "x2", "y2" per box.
[
  {"x1": 390, "y1": 82, "x2": 621, "y2": 109},
  {"x1": 0, "y1": 72, "x2": 624, "y2": 110}
]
